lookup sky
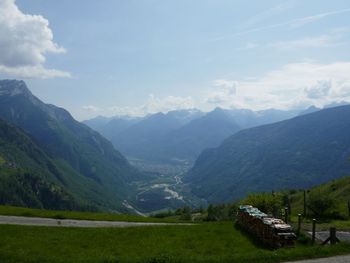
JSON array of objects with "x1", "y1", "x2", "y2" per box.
[{"x1": 0, "y1": 0, "x2": 350, "y2": 120}]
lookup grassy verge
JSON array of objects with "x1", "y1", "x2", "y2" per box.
[
  {"x1": 0, "y1": 222, "x2": 349, "y2": 263},
  {"x1": 0, "y1": 205, "x2": 178, "y2": 223}
]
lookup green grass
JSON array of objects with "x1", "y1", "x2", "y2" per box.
[
  {"x1": 288, "y1": 176, "x2": 350, "y2": 218},
  {"x1": 0, "y1": 205, "x2": 178, "y2": 223},
  {"x1": 0, "y1": 222, "x2": 349, "y2": 263}
]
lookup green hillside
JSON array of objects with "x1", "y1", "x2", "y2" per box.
[
  {"x1": 186, "y1": 105, "x2": 350, "y2": 203},
  {"x1": 0, "y1": 80, "x2": 142, "y2": 211},
  {"x1": 0, "y1": 118, "x2": 82, "y2": 210},
  {"x1": 288, "y1": 176, "x2": 350, "y2": 219}
]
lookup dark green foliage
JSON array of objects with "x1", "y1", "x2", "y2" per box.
[
  {"x1": 0, "y1": 80, "x2": 142, "y2": 211},
  {"x1": 0, "y1": 168, "x2": 79, "y2": 210},
  {"x1": 179, "y1": 206, "x2": 192, "y2": 221},
  {"x1": 307, "y1": 191, "x2": 337, "y2": 218},
  {"x1": 240, "y1": 193, "x2": 283, "y2": 216},
  {"x1": 151, "y1": 210, "x2": 175, "y2": 218},
  {"x1": 0, "y1": 117, "x2": 87, "y2": 210},
  {"x1": 282, "y1": 176, "x2": 350, "y2": 221},
  {"x1": 206, "y1": 203, "x2": 238, "y2": 221},
  {"x1": 186, "y1": 105, "x2": 350, "y2": 203}
]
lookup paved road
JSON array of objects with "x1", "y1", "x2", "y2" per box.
[
  {"x1": 285, "y1": 254, "x2": 350, "y2": 263},
  {"x1": 0, "y1": 215, "x2": 190, "y2": 228},
  {"x1": 311, "y1": 231, "x2": 350, "y2": 243}
]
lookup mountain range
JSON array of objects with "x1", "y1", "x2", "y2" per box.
[
  {"x1": 2, "y1": 79, "x2": 349, "y2": 213},
  {"x1": 84, "y1": 107, "x2": 301, "y2": 164},
  {"x1": 0, "y1": 80, "x2": 141, "y2": 211},
  {"x1": 185, "y1": 105, "x2": 350, "y2": 203}
]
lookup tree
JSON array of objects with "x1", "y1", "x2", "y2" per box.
[
  {"x1": 241, "y1": 192, "x2": 282, "y2": 215},
  {"x1": 179, "y1": 206, "x2": 192, "y2": 221},
  {"x1": 307, "y1": 191, "x2": 336, "y2": 218}
]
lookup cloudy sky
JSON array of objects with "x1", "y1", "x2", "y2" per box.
[{"x1": 0, "y1": 0, "x2": 350, "y2": 120}]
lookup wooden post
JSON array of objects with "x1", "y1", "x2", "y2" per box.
[
  {"x1": 330, "y1": 227, "x2": 337, "y2": 245},
  {"x1": 322, "y1": 227, "x2": 340, "y2": 245},
  {"x1": 311, "y1": 219, "x2": 316, "y2": 245},
  {"x1": 348, "y1": 200, "x2": 350, "y2": 217},
  {"x1": 284, "y1": 207, "x2": 288, "y2": 223},
  {"x1": 303, "y1": 190, "x2": 307, "y2": 217},
  {"x1": 297, "y1": 214, "x2": 301, "y2": 236}
]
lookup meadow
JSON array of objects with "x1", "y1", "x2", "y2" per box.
[{"x1": 1, "y1": 222, "x2": 350, "y2": 263}]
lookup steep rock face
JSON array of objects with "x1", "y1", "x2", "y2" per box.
[
  {"x1": 186, "y1": 105, "x2": 350, "y2": 203},
  {"x1": 0, "y1": 80, "x2": 141, "y2": 210}
]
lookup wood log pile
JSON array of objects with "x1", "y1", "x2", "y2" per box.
[{"x1": 237, "y1": 205, "x2": 296, "y2": 248}]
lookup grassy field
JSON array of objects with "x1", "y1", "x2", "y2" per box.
[
  {"x1": 0, "y1": 205, "x2": 178, "y2": 223},
  {"x1": 0, "y1": 222, "x2": 350, "y2": 263},
  {"x1": 288, "y1": 176, "x2": 350, "y2": 219}
]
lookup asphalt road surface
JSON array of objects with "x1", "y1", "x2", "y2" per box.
[
  {"x1": 285, "y1": 255, "x2": 350, "y2": 263},
  {"x1": 0, "y1": 215, "x2": 188, "y2": 228}
]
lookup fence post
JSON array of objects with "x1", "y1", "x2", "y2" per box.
[
  {"x1": 303, "y1": 190, "x2": 307, "y2": 217},
  {"x1": 297, "y1": 214, "x2": 302, "y2": 236},
  {"x1": 321, "y1": 227, "x2": 340, "y2": 245},
  {"x1": 312, "y1": 219, "x2": 316, "y2": 245},
  {"x1": 330, "y1": 227, "x2": 337, "y2": 245},
  {"x1": 284, "y1": 207, "x2": 288, "y2": 223}
]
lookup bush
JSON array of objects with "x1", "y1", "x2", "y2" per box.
[
  {"x1": 241, "y1": 192, "x2": 283, "y2": 215},
  {"x1": 307, "y1": 191, "x2": 337, "y2": 218}
]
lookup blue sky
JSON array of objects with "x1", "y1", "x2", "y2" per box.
[{"x1": 1, "y1": 0, "x2": 350, "y2": 120}]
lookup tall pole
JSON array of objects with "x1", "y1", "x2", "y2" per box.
[
  {"x1": 312, "y1": 219, "x2": 316, "y2": 245},
  {"x1": 284, "y1": 207, "x2": 288, "y2": 223},
  {"x1": 297, "y1": 214, "x2": 302, "y2": 236},
  {"x1": 303, "y1": 190, "x2": 307, "y2": 217}
]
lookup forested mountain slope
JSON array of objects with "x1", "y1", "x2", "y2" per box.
[
  {"x1": 186, "y1": 105, "x2": 350, "y2": 203},
  {"x1": 0, "y1": 80, "x2": 141, "y2": 211}
]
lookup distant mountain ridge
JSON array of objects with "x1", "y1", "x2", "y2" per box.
[
  {"x1": 185, "y1": 105, "x2": 350, "y2": 203},
  {"x1": 0, "y1": 80, "x2": 141, "y2": 211},
  {"x1": 84, "y1": 107, "x2": 301, "y2": 163}
]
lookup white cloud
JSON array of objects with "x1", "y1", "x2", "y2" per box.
[
  {"x1": 82, "y1": 105, "x2": 102, "y2": 112},
  {"x1": 143, "y1": 94, "x2": 194, "y2": 114},
  {"x1": 239, "y1": 30, "x2": 346, "y2": 51},
  {"x1": 290, "y1": 8, "x2": 350, "y2": 28},
  {"x1": 304, "y1": 80, "x2": 332, "y2": 99},
  {"x1": 206, "y1": 80, "x2": 237, "y2": 105},
  {"x1": 206, "y1": 61, "x2": 350, "y2": 110},
  {"x1": 82, "y1": 95, "x2": 195, "y2": 117},
  {"x1": 268, "y1": 35, "x2": 341, "y2": 49},
  {"x1": 0, "y1": 0, "x2": 69, "y2": 78},
  {"x1": 0, "y1": 64, "x2": 71, "y2": 79},
  {"x1": 210, "y1": 8, "x2": 350, "y2": 42},
  {"x1": 240, "y1": 1, "x2": 295, "y2": 29}
]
